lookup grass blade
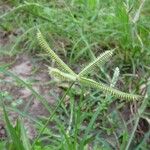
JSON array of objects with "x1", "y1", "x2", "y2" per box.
[
  {"x1": 20, "y1": 119, "x2": 32, "y2": 150},
  {"x1": 1, "y1": 101, "x2": 24, "y2": 150}
]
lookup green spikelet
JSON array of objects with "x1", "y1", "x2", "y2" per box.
[
  {"x1": 79, "y1": 50, "x2": 114, "y2": 76},
  {"x1": 37, "y1": 31, "x2": 75, "y2": 75},
  {"x1": 110, "y1": 67, "x2": 120, "y2": 87},
  {"x1": 49, "y1": 67, "x2": 77, "y2": 82},
  {"x1": 79, "y1": 77, "x2": 143, "y2": 101}
]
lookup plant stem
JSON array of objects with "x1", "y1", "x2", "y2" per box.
[
  {"x1": 125, "y1": 89, "x2": 149, "y2": 150},
  {"x1": 31, "y1": 82, "x2": 75, "y2": 149},
  {"x1": 125, "y1": 116, "x2": 140, "y2": 150}
]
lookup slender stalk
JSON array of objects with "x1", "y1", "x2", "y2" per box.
[
  {"x1": 125, "y1": 92, "x2": 149, "y2": 150},
  {"x1": 31, "y1": 82, "x2": 75, "y2": 149},
  {"x1": 125, "y1": 117, "x2": 140, "y2": 150}
]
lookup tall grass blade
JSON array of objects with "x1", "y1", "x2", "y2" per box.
[
  {"x1": 20, "y1": 119, "x2": 31, "y2": 150},
  {"x1": 1, "y1": 102, "x2": 24, "y2": 150}
]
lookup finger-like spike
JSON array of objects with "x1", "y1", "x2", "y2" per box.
[
  {"x1": 49, "y1": 67, "x2": 77, "y2": 82},
  {"x1": 79, "y1": 50, "x2": 114, "y2": 77},
  {"x1": 37, "y1": 31, "x2": 76, "y2": 75},
  {"x1": 79, "y1": 77, "x2": 143, "y2": 101}
]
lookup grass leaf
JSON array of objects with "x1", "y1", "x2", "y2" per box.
[{"x1": 2, "y1": 103, "x2": 24, "y2": 150}]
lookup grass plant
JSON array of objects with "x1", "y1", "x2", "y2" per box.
[{"x1": 0, "y1": 0, "x2": 149, "y2": 149}]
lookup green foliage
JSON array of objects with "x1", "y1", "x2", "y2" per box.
[
  {"x1": 1, "y1": 101, "x2": 31, "y2": 150},
  {"x1": 1, "y1": 0, "x2": 149, "y2": 65}
]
